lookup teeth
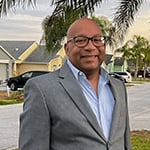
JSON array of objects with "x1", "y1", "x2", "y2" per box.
[{"x1": 82, "y1": 55, "x2": 97, "y2": 57}]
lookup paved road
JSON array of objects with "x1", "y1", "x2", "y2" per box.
[
  {"x1": 0, "y1": 82, "x2": 150, "y2": 150},
  {"x1": 127, "y1": 82, "x2": 150, "y2": 130},
  {"x1": 0, "y1": 104, "x2": 22, "y2": 150}
]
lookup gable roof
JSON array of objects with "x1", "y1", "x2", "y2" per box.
[
  {"x1": 0, "y1": 41, "x2": 35, "y2": 59},
  {"x1": 0, "y1": 45, "x2": 15, "y2": 60},
  {"x1": 24, "y1": 45, "x2": 57, "y2": 63}
]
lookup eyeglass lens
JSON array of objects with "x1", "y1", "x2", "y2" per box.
[{"x1": 74, "y1": 36, "x2": 105, "y2": 47}]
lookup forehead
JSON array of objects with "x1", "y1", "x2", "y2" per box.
[{"x1": 67, "y1": 19, "x2": 102, "y2": 38}]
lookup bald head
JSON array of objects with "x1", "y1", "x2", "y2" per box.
[{"x1": 67, "y1": 18, "x2": 102, "y2": 40}]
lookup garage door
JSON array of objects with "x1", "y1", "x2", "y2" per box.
[{"x1": 0, "y1": 63, "x2": 7, "y2": 83}]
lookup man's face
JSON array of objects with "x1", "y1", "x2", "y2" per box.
[{"x1": 65, "y1": 19, "x2": 106, "y2": 74}]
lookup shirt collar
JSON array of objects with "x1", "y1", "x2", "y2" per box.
[
  {"x1": 67, "y1": 59, "x2": 110, "y2": 83},
  {"x1": 67, "y1": 59, "x2": 80, "y2": 80}
]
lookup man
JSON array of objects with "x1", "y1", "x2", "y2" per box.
[{"x1": 19, "y1": 18, "x2": 131, "y2": 150}]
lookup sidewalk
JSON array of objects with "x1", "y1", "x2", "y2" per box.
[
  {"x1": 129, "y1": 108, "x2": 150, "y2": 130},
  {"x1": 0, "y1": 104, "x2": 22, "y2": 150}
]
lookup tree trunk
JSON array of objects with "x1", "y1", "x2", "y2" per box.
[{"x1": 134, "y1": 54, "x2": 139, "y2": 78}]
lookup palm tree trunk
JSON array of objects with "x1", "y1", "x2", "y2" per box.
[
  {"x1": 143, "y1": 60, "x2": 146, "y2": 79},
  {"x1": 134, "y1": 54, "x2": 139, "y2": 78}
]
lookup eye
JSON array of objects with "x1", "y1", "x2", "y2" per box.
[
  {"x1": 93, "y1": 37, "x2": 102, "y2": 43},
  {"x1": 75, "y1": 37, "x2": 87, "y2": 43}
]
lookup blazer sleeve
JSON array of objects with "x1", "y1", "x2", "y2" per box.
[
  {"x1": 123, "y1": 84, "x2": 132, "y2": 150},
  {"x1": 19, "y1": 79, "x2": 51, "y2": 150}
]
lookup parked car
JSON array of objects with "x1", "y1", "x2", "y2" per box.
[
  {"x1": 109, "y1": 72, "x2": 126, "y2": 83},
  {"x1": 113, "y1": 71, "x2": 132, "y2": 83},
  {"x1": 6, "y1": 70, "x2": 50, "y2": 91},
  {"x1": 137, "y1": 70, "x2": 150, "y2": 78}
]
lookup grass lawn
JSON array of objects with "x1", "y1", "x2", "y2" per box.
[
  {"x1": 131, "y1": 130, "x2": 150, "y2": 150},
  {"x1": 0, "y1": 91, "x2": 23, "y2": 105},
  {"x1": 132, "y1": 77, "x2": 150, "y2": 82}
]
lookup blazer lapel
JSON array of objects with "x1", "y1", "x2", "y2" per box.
[{"x1": 58, "y1": 63, "x2": 106, "y2": 142}]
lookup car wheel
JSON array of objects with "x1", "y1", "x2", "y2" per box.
[{"x1": 10, "y1": 82, "x2": 17, "y2": 91}]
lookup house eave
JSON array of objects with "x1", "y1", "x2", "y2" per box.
[{"x1": 0, "y1": 45, "x2": 15, "y2": 60}]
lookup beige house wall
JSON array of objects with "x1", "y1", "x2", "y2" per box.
[
  {"x1": 48, "y1": 56, "x2": 63, "y2": 71},
  {"x1": 14, "y1": 63, "x2": 48, "y2": 76},
  {"x1": 9, "y1": 46, "x2": 67, "y2": 77}
]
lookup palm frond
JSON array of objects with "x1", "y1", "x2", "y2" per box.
[
  {"x1": 51, "y1": 0, "x2": 103, "y2": 17},
  {"x1": 113, "y1": 0, "x2": 144, "y2": 41},
  {"x1": 0, "y1": 0, "x2": 36, "y2": 17}
]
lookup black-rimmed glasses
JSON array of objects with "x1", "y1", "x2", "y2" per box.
[{"x1": 67, "y1": 35, "x2": 106, "y2": 48}]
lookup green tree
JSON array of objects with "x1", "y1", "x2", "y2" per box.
[
  {"x1": 115, "y1": 35, "x2": 150, "y2": 78},
  {"x1": 128, "y1": 35, "x2": 150, "y2": 78},
  {"x1": 140, "y1": 40, "x2": 150, "y2": 78},
  {"x1": 91, "y1": 16, "x2": 117, "y2": 48},
  {"x1": 41, "y1": 7, "x2": 83, "y2": 51},
  {"x1": 115, "y1": 43, "x2": 134, "y2": 60}
]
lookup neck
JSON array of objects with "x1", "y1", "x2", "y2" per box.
[{"x1": 85, "y1": 70, "x2": 100, "y2": 95}]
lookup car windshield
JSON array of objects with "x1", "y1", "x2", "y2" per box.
[{"x1": 22, "y1": 72, "x2": 33, "y2": 78}]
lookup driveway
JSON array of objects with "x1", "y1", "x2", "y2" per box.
[{"x1": 0, "y1": 82, "x2": 150, "y2": 150}]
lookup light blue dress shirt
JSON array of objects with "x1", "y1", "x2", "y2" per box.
[{"x1": 67, "y1": 60, "x2": 115, "y2": 140}]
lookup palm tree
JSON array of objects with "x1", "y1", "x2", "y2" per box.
[
  {"x1": 128, "y1": 35, "x2": 149, "y2": 77},
  {"x1": 49, "y1": 0, "x2": 144, "y2": 41},
  {"x1": 115, "y1": 35, "x2": 150, "y2": 78},
  {"x1": 115, "y1": 43, "x2": 134, "y2": 60},
  {"x1": 140, "y1": 40, "x2": 150, "y2": 78},
  {"x1": 0, "y1": 0, "x2": 144, "y2": 49}
]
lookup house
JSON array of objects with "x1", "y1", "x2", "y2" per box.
[
  {"x1": 0, "y1": 41, "x2": 38, "y2": 82},
  {"x1": 113, "y1": 57, "x2": 128, "y2": 71},
  {"x1": 0, "y1": 41, "x2": 65, "y2": 82},
  {"x1": 103, "y1": 54, "x2": 113, "y2": 72},
  {"x1": 22, "y1": 45, "x2": 63, "y2": 72}
]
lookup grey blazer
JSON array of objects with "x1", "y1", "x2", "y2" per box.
[{"x1": 19, "y1": 62, "x2": 131, "y2": 150}]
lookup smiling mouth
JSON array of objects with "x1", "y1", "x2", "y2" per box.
[{"x1": 82, "y1": 55, "x2": 97, "y2": 58}]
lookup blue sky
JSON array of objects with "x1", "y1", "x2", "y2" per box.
[{"x1": 0, "y1": 0, "x2": 149, "y2": 43}]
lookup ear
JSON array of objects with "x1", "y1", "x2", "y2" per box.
[
  {"x1": 104, "y1": 44, "x2": 106, "y2": 49},
  {"x1": 103, "y1": 44, "x2": 106, "y2": 51},
  {"x1": 64, "y1": 43, "x2": 69, "y2": 56}
]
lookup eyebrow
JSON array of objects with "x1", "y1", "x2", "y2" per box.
[{"x1": 72, "y1": 34, "x2": 102, "y2": 37}]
